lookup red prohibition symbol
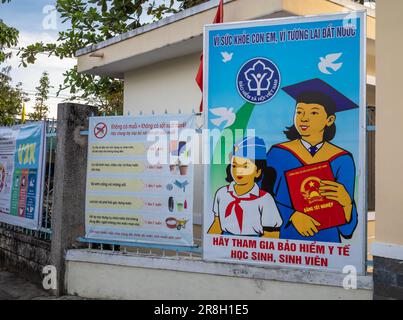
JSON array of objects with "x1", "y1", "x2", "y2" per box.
[{"x1": 94, "y1": 122, "x2": 108, "y2": 139}]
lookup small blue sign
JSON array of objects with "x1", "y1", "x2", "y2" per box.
[{"x1": 237, "y1": 57, "x2": 281, "y2": 104}]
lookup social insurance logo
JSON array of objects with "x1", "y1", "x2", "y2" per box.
[{"x1": 237, "y1": 57, "x2": 281, "y2": 104}]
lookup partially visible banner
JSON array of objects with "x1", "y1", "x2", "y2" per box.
[
  {"x1": 0, "y1": 122, "x2": 46, "y2": 230},
  {"x1": 85, "y1": 115, "x2": 195, "y2": 246}
]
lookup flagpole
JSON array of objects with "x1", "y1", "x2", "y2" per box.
[{"x1": 21, "y1": 102, "x2": 26, "y2": 124}]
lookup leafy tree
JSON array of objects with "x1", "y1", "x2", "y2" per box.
[
  {"x1": 0, "y1": 67, "x2": 29, "y2": 125},
  {"x1": 17, "y1": 0, "x2": 207, "y2": 115},
  {"x1": 29, "y1": 71, "x2": 52, "y2": 121},
  {"x1": 177, "y1": 0, "x2": 208, "y2": 9},
  {"x1": 0, "y1": 0, "x2": 29, "y2": 125},
  {"x1": 0, "y1": 20, "x2": 18, "y2": 63},
  {"x1": 0, "y1": 0, "x2": 18, "y2": 63}
]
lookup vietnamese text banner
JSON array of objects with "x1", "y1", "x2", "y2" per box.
[
  {"x1": 0, "y1": 122, "x2": 46, "y2": 230},
  {"x1": 203, "y1": 12, "x2": 367, "y2": 273},
  {"x1": 85, "y1": 114, "x2": 195, "y2": 246}
]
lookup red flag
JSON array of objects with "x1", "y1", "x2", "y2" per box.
[{"x1": 196, "y1": 0, "x2": 224, "y2": 113}]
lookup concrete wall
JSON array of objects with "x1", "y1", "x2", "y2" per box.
[
  {"x1": 50, "y1": 103, "x2": 98, "y2": 296},
  {"x1": 0, "y1": 226, "x2": 50, "y2": 285},
  {"x1": 66, "y1": 262, "x2": 371, "y2": 300},
  {"x1": 124, "y1": 53, "x2": 201, "y2": 115},
  {"x1": 373, "y1": 256, "x2": 403, "y2": 299},
  {"x1": 65, "y1": 250, "x2": 372, "y2": 300}
]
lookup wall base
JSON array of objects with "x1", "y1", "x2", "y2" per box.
[
  {"x1": 66, "y1": 250, "x2": 372, "y2": 300},
  {"x1": 372, "y1": 242, "x2": 403, "y2": 300},
  {"x1": 0, "y1": 226, "x2": 50, "y2": 285},
  {"x1": 373, "y1": 256, "x2": 403, "y2": 300}
]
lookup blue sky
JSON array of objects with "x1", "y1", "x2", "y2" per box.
[
  {"x1": 1, "y1": 0, "x2": 75, "y2": 118},
  {"x1": 1, "y1": 0, "x2": 60, "y2": 34}
]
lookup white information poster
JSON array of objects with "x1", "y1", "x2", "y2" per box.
[{"x1": 85, "y1": 114, "x2": 195, "y2": 246}]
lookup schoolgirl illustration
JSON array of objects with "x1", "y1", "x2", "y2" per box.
[
  {"x1": 208, "y1": 136, "x2": 283, "y2": 237},
  {"x1": 266, "y1": 78, "x2": 358, "y2": 243}
]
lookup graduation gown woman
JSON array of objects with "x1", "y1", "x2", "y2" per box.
[{"x1": 266, "y1": 79, "x2": 359, "y2": 243}]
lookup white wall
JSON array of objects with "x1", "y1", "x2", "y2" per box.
[
  {"x1": 65, "y1": 251, "x2": 372, "y2": 300},
  {"x1": 375, "y1": 0, "x2": 403, "y2": 247},
  {"x1": 124, "y1": 53, "x2": 201, "y2": 116}
]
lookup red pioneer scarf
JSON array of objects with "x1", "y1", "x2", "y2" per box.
[{"x1": 225, "y1": 187, "x2": 266, "y2": 232}]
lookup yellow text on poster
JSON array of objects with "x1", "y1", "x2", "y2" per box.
[
  {"x1": 87, "y1": 213, "x2": 145, "y2": 228},
  {"x1": 88, "y1": 160, "x2": 145, "y2": 174},
  {"x1": 90, "y1": 143, "x2": 146, "y2": 157},
  {"x1": 87, "y1": 195, "x2": 144, "y2": 210},
  {"x1": 88, "y1": 178, "x2": 145, "y2": 192}
]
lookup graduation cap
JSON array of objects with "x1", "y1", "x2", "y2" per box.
[{"x1": 282, "y1": 78, "x2": 359, "y2": 112}]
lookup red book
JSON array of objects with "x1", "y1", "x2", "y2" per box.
[{"x1": 285, "y1": 161, "x2": 346, "y2": 230}]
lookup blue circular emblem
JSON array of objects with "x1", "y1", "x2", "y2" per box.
[{"x1": 237, "y1": 57, "x2": 281, "y2": 104}]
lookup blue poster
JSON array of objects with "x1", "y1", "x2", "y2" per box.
[
  {"x1": 203, "y1": 12, "x2": 366, "y2": 273},
  {"x1": 0, "y1": 122, "x2": 46, "y2": 230}
]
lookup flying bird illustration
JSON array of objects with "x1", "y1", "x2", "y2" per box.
[
  {"x1": 210, "y1": 107, "x2": 236, "y2": 128},
  {"x1": 221, "y1": 51, "x2": 233, "y2": 63},
  {"x1": 318, "y1": 53, "x2": 343, "y2": 75}
]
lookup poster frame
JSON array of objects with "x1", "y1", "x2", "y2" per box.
[
  {"x1": 0, "y1": 121, "x2": 46, "y2": 230},
  {"x1": 202, "y1": 11, "x2": 367, "y2": 274}
]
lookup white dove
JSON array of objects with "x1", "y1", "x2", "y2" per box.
[
  {"x1": 210, "y1": 107, "x2": 236, "y2": 128},
  {"x1": 318, "y1": 53, "x2": 343, "y2": 75},
  {"x1": 221, "y1": 51, "x2": 233, "y2": 63}
]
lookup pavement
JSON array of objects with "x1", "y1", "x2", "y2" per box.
[{"x1": 0, "y1": 268, "x2": 83, "y2": 300}]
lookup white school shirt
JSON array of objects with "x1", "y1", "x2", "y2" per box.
[{"x1": 213, "y1": 182, "x2": 283, "y2": 236}]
